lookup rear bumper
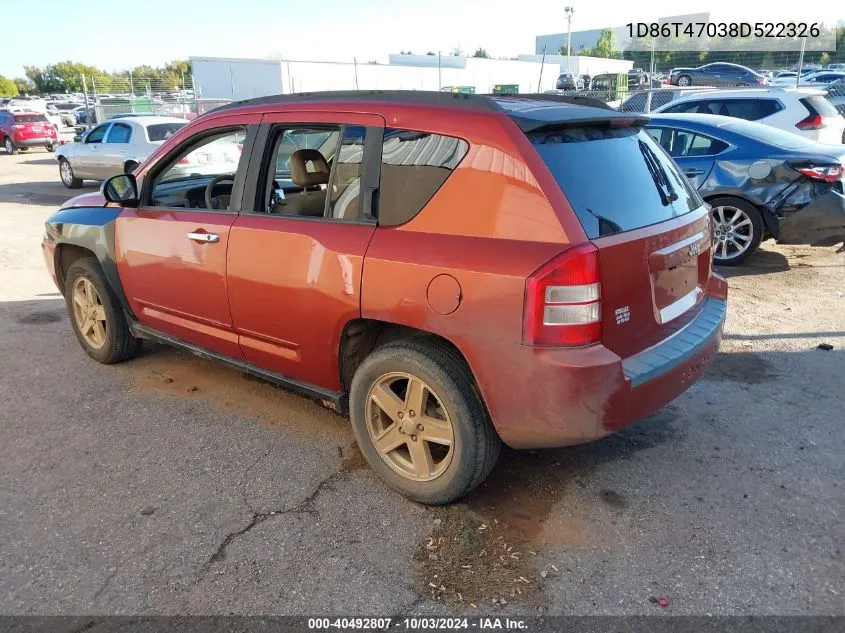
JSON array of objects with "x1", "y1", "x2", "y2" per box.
[
  {"x1": 777, "y1": 187, "x2": 845, "y2": 245},
  {"x1": 469, "y1": 275, "x2": 728, "y2": 449},
  {"x1": 13, "y1": 137, "x2": 56, "y2": 148}
]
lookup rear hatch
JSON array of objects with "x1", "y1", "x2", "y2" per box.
[
  {"x1": 528, "y1": 118, "x2": 712, "y2": 359},
  {"x1": 13, "y1": 114, "x2": 51, "y2": 139}
]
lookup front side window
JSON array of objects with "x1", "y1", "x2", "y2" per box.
[
  {"x1": 106, "y1": 123, "x2": 132, "y2": 144},
  {"x1": 377, "y1": 128, "x2": 468, "y2": 226},
  {"x1": 86, "y1": 124, "x2": 109, "y2": 144},
  {"x1": 148, "y1": 127, "x2": 246, "y2": 210}
]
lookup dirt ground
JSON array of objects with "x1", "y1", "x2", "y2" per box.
[{"x1": 0, "y1": 150, "x2": 843, "y2": 616}]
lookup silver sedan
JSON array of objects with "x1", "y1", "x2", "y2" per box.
[{"x1": 56, "y1": 116, "x2": 187, "y2": 188}]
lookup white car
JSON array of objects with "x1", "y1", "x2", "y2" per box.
[
  {"x1": 56, "y1": 116, "x2": 187, "y2": 188},
  {"x1": 653, "y1": 88, "x2": 845, "y2": 144}
]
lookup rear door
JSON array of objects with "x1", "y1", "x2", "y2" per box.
[
  {"x1": 646, "y1": 126, "x2": 726, "y2": 189},
  {"x1": 99, "y1": 121, "x2": 133, "y2": 178},
  {"x1": 226, "y1": 111, "x2": 383, "y2": 390},
  {"x1": 529, "y1": 123, "x2": 713, "y2": 358}
]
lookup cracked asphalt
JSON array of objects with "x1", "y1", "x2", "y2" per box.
[{"x1": 1, "y1": 152, "x2": 843, "y2": 616}]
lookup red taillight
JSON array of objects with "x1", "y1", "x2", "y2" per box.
[
  {"x1": 795, "y1": 164, "x2": 843, "y2": 182},
  {"x1": 177, "y1": 157, "x2": 190, "y2": 165},
  {"x1": 523, "y1": 244, "x2": 602, "y2": 347},
  {"x1": 796, "y1": 113, "x2": 825, "y2": 130}
]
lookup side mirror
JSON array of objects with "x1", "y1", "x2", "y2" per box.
[
  {"x1": 73, "y1": 134, "x2": 82, "y2": 142},
  {"x1": 101, "y1": 174, "x2": 139, "y2": 207}
]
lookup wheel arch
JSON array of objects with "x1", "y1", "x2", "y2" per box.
[
  {"x1": 47, "y1": 207, "x2": 134, "y2": 316},
  {"x1": 703, "y1": 192, "x2": 777, "y2": 236},
  {"x1": 338, "y1": 318, "x2": 484, "y2": 403}
]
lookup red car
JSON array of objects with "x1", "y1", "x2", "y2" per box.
[
  {"x1": 1, "y1": 111, "x2": 58, "y2": 154},
  {"x1": 41, "y1": 92, "x2": 727, "y2": 504}
]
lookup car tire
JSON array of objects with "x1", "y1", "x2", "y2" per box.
[
  {"x1": 3, "y1": 136, "x2": 16, "y2": 155},
  {"x1": 46, "y1": 142, "x2": 56, "y2": 153},
  {"x1": 124, "y1": 160, "x2": 139, "y2": 174},
  {"x1": 349, "y1": 339, "x2": 501, "y2": 505},
  {"x1": 677, "y1": 75, "x2": 691, "y2": 87},
  {"x1": 709, "y1": 196, "x2": 764, "y2": 266},
  {"x1": 64, "y1": 257, "x2": 141, "y2": 364},
  {"x1": 59, "y1": 158, "x2": 82, "y2": 189}
]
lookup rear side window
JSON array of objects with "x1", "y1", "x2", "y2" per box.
[
  {"x1": 147, "y1": 122, "x2": 186, "y2": 142},
  {"x1": 647, "y1": 127, "x2": 729, "y2": 157},
  {"x1": 13, "y1": 114, "x2": 48, "y2": 123},
  {"x1": 802, "y1": 95, "x2": 839, "y2": 118},
  {"x1": 376, "y1": 128, "x2": 468, "y2": 226},
  {"x1": 531, "y1": 126, "x2": 701, "y2": 238},
  {"x1": 663, "y1": 98, "x2": 779, "y2": 121}
]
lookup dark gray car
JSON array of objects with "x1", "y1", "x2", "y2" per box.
[{"x1": 668, "y1": 63, "x2": 768, "y2": 88}]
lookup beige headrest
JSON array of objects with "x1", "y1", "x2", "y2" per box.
[{"x1": 290, "y1": 149, "x2": 330, "y2": 186}]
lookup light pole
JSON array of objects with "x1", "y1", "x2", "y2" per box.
[{"x1": 565, "y1": 6, "x2": 574, "y2": 73}]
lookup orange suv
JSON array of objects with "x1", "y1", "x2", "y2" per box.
[{"x1": 41, "y1": 92, "x2": 727, "y2": 504}]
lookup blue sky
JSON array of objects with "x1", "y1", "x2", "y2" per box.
[{"x1": 3, "y1": 0, "x2": 840, "y2": 77}]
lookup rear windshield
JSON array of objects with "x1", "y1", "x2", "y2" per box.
[
  {"x1": 530, "y1": 126, "x2": 702, "y2": 238},
  {"x1": 802, "y1": 95, "x2": 839, "y2": 118},
  {"x1": 13, "y1": 114, "x2": 49, "y2": 123},
  {"x1": 146, "y1": 122, "x2": 186, "y2": 142}
]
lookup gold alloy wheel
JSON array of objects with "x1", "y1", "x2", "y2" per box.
[
  {"x1": 71, "y1": 277, "x2": 107, "y2": 349},
  {"x1": 365, "y1": 372, "x2": 455, "y2": 482}
]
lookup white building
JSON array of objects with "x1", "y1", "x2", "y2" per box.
[
  {"x1": 190, "y1": 55, "x2": 560, "y2": 101},
  {"x1": 517, "y1": 54, "x2": 633, "y2": 77}
]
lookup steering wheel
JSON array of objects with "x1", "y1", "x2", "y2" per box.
[{"x1": 205, "y1": 173, "x2": 235, "y2": 210}]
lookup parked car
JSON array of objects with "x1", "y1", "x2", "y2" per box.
[
  {"x1": 653, "y1": 88, "x2": 845, "y2": 144},
  {"x1": 40, "y1": 91, "x2": 727, "y2": 504},
  {"x1": 627, "y1": 68, "x2": 650, "y2": 88},
  {"x1": 619, "y1": 87, "x2": 710, "y2": 113},
  {"x1": 772, "y1": 70, "x2": 845, "y2": 87},
  {"x1": 555, "y1": 73, "x2": 583, "y2": 90},
  {"x1": 47, "y1": 101, "x2": 82, "y2": 126},
  {"x1": 826, "y1": 63, "x2": 845, "y2": 72},
  {"x1": 825, "y1": 78, "x2": 845, "y2": 116},
  {"x1": 56, "y1": 116, "x2": 187, "y2": 188},
  {"x1": 0, "y1": 111, "x2": 58, "y2": 154},
  {"x1": 647, "y1": 113, "x2": 845, "y2": 264},
  {"x1": 667, "y1": 63, "x2": 768, "y2": 87},
  {"x1": 756, "y1": 69, "x2": 774, "y2": 79}
]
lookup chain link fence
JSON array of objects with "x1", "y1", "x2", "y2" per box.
[{"x1": 73, "y1": 76, "x2": 230, "y2": 128}]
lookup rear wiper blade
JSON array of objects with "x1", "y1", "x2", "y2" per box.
[{"x1": 638, "y1": 140, "x2": 678, "y2": 206}]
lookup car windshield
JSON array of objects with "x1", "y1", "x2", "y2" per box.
[
  {"x1": 147, "y1": 122, "x2": 186, "y2": 142},
  {"x1": 722, "y1": 119, "x2": 819, "y2": 150},
  {"x1": 530, "y1": 126, "x2": 701, "y2": 238}
]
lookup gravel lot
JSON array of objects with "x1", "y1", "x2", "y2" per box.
[{"x1": 0, "y1": 150, "x2": 843, "y2": 616}]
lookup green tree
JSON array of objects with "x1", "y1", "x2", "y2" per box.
[
  {"x1": 556, "y1": 37, "x2": 570, "y2": 56},
  {"x1": 450, "y1": 46, "x2": 464, "y2": 57},
  {"x1": 0, "y1": 75, "x2": 18, "y2": 97},
  {"x1": 13, "y1": 77, "x2": 33, "y2": 95},
  {"x1": 580, "y1": 29, "x2": 620, "y2": 59},
  {"x1": 426, "y1": 51, "x2": 436, "y2": 56},
  {"x1": 472, "y1": 47, "x2": 490, "y2": 59}
]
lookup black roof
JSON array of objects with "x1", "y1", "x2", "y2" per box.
[{"x1": 211, "y1": 90, "x2": 645, "y2": 132}]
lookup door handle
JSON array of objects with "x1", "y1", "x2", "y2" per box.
[
  {"x1": 187, "y1": 232, "x2": 219, "y2": 243},
  {"x1": 683, "y1": 168, "x2": 705, "y2": 176}
]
